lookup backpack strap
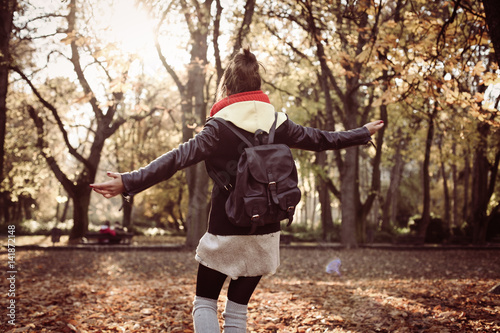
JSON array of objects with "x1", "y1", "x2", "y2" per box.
[
  {"x1": 208, "y1": 169, "x2": 232, "y2": 192},
  {"x1": 205, "y1": 117, "x2": 252, "y2": 193},
  {"x1": 213, "y1": 118, "x2": 254, "y2": 147},
  {"x1": 267, "y1": 112, "x2": 278, "y2": 144}
]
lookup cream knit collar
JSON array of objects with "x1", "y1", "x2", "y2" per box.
[{"x1": 213, "y1": 101, "x2": 287, "y2": 133}]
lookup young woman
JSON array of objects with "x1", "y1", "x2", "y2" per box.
[{"x1": 91, "y1": 48, "x2": 384, "y2": 332}]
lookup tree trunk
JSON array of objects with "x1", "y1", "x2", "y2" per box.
[
  {"x1": 0, "y1": 0, "x2": 15, "y2": 224},
  {"x1": 340, "y1": 147, "x2": 360, "y2": 248},
  {"x1": 440, "y1": 160, "x2": 451, "y2": 232},
  {"x1": 185, "y1": 162, "x2": 209, "y2": 248},
  {"x1": 451, "y1": 144, "x2": 459, "y2": 229},
  {"x1": 439, "y1": 143, "x2": 451, "y2": 233},
  {"x1": 358, "y1": 96, "x2": 386, "y2": 242},
  {"x1": 69, "y1": 185, "x2": 92, "y2": 240},
  {"x1": 462, "y1": 148, "x2": 471, "y2": 224},
  {"x1": 339, "y1": 82, "x2": 363, "y2": 248},
  {"x1": 182, "y1": 8, "x2": 211, "y2": 248},
  {"x1": 471, "y1": 123, "x2": 490, "y2": 244},
  {"x1": 381, "y1": 140, "x2": 404, "y2": 231},
  {"x1": 417, "y1": 112, "x2": 435, "y2": 240},
  {"x1": 122, "y1": 195, "x2": 133, "y2": 229},
  {"x1": 316, "y1": 152, "x2": 335, "y2": 241},
  {"x1": 60, "y1": 199, "x2": 70, "y2": 222}
]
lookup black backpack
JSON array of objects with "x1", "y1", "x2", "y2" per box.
[{"x1": 210, "y1": 113, "x2": 301, "y2": 234}]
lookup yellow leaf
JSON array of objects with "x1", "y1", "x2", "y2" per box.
[
  {"x1": 472, "y1": 62, "x2": 486, "y2": 76},
  {"x1": 482, "y1": 72, "x2": 500, "y2": 85},
  {"x1": 60, "y1": 32, "x2": 76, "y2": 45},
  {"x1": 355, "y1": 47, "x2": 371, "y2": 63},
  {"x1": 474, "y1": 92, "x2": 484, "y2": 103}
]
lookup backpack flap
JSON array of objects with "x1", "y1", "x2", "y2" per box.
[
  {"x1": 245, "y1": 144, "x2": 295, "y2": 202},
  {"x1": 245, "y1": 144, "x2": 295, "y2": 183}
]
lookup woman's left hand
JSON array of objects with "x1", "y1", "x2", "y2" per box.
[
  {"x1": 90, "y1": 172, "x2": 125, "y2": 199},
  {"x1": 364, "y1": 120, "x2": 384, "y2": 135}
]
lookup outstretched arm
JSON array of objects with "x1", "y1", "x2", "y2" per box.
[
  {"x1": 91, "y1": 121, "x2": 220, "y2": 199},
  {"x1": 90, "y1": 172, "x2": 124, "y2": 199},
  {"x1": 284, "y1": 118, "x2": 384, "y2": 151}
]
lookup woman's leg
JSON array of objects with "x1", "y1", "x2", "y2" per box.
[
  {"x1": 193, "y1": 264, "x2": 227, "y2": 333},
  {"x1": 223, "y1": 276, "x2": 262, "y2": 333},
  {"x1": 195, "y1": 263, "x2": 227, "y2": 299}
]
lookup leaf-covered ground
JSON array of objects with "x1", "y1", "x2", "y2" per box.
[{"x1": 1, "y1": 247, "x2": 499, "y2": 332}]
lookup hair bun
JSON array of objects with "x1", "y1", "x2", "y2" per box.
[{"x1": 242, "y1": 47, "x2": 256, "y2": 63}]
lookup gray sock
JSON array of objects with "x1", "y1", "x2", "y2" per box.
[
  {"x1": 222, "y1": 299, "x2": 248, "y2": 333},
  {"x1": 192, "y1": 296, "x2": 220, "y2": 333}
]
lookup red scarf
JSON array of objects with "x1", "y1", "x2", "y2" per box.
[{"x1": 210, "y1": 90, "x2": 271, "y2": 117}]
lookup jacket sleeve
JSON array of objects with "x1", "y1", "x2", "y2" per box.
[
  {"x1": 121, "y1": 122, "x2": 220, "y2": 196},
  {"x1": 282, "y1": 119, "x2": 372, "y2": 151}
]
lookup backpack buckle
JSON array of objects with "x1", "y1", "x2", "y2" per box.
[
  {"x1": 268, "y1": 182, "x2": 279, "y2": 205},
  {"x1": 251, "y1": 214, "x2": 260, "y2": 221}
]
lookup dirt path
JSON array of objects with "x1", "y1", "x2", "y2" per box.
[{"x1": 1, "y1": 248, "x2": 499, "y2": 332}]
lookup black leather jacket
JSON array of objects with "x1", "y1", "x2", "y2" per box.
[{"x1": 121, "y1": 116, "x2": 371, "y2": 235}]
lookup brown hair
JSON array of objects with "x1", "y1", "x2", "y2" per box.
[{"x1": 216, "y1": 47, "x2": 263, "y2": 101}]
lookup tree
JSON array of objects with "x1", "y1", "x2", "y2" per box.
[
  {"x1": 11, "y1": 0, "x2": 158, "y2": 239},
  {"x1": 143, "y1": 0, "x2": 257, "y2": 247},
  {"x1": 397, "y1": 0, "x2": 499, "y2": 243},
  {"x1": 381, "y1": 127, "x2": 409, "y2": 232},
  {"x1": 482, "y1": 0, "x2": 500, "y2": 65},
  {"x1": 111, "y1": 87, "x2": 187, "y2": 231},
  {"x1": 0, "y1": 0, "x2": 16, "y2": 223},
  {"x1": 261, "y1": 0, "x2": 396, "y2": 247}
]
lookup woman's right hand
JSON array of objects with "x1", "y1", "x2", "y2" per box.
[
  {"x1": 364, "y1": 120, "x2": 384, "y2": 135},
  {"x1": 90, "y1": 172, "x2": 125, "y2": 199}
]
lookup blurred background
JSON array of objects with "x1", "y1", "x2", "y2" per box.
[{"x1": 1, "y1": 0, "x2": 500, "y2": 248}]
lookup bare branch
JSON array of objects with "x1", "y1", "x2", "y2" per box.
[
  {"x1": 11, "y1": 65, "x2": 92, "y2": 170},
  {"x1": 67, "y1": 0, "x2": 102, "y2": 120},
  {"x1": 213, "y1": 0, "x2": 223, "y2": 82},
  {"x1": 154, "y1": 1, "x2": 185, "y2": 95},
  {"x1": 154, "y1": 37, "x2": 185, "y2": 96},
  {"x1": 178, "y1": 0, "x2": 195, "y2": 36},
  {"x1": 27, "y1": 105, "x2": 76, "y2": 198},
  {"x1": 89, "y1": 56, "x2": 113, "y2": 82},
  {"x1": 231, "y1": 0, "x2": 256, "y2": 58},
  {"x1": 109, "y1": 106, "x2": 166, "y2": 134},
  {"x1": 263, "y1": 22, "x2": 314, "y2": 67},
  {"x1": 436, "y1": 0, "x2": 461, "y2": 51}
]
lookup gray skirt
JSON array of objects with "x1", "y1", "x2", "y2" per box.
[{"x1": 195, "y1": 231, "x2": 281, "y2": 280}]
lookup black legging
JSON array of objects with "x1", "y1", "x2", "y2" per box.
[{"x1": 195, "y1": 264, "x2": 262, "y2": 305}]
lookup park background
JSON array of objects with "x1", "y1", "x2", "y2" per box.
[
  {"x1": 1, "y1": 0, "x2": 500, "y2": 247},
  {"x1": 0, "y1": 0, "x2": 500, "y2": 332}
]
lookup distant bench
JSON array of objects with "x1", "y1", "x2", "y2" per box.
[{"x1": 82, "y1": 232, "x2": 134, "y2": 245}]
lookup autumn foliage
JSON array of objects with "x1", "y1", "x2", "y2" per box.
[{"x1": 1, "y1": 248, "x2": 498, "y2": 332}]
